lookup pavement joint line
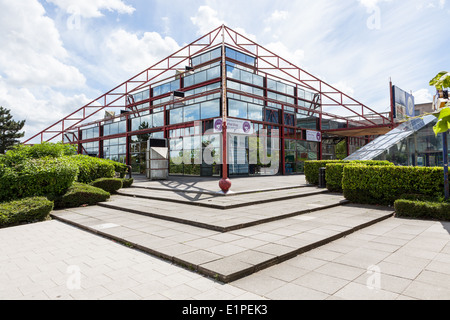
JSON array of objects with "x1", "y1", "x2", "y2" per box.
[
  {"x1": 130, "y1": 184, "x2": 315, "y2": 197},
  {"x1": 96, "y1": 199, "x2": 350, "y2": 233},
  {"x1": 116, "y1": 188, "x2": 330, "y2": 210},
  {"x1": 50, "y1": 207, "x2": 394, "y2": 284}
]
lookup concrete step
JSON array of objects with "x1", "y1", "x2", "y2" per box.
[
  {"x1": 117, "y1": 186, "x2": 329, "y2": 209},
  {"x1": 51, "y1": 203, "x2": 394, "y2": 283},
  {"x1": 98, "y1": 193, "x2": 349, "y2": 232}
]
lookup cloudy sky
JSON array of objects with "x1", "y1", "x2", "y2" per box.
[{"x1": 0, "y1": 0, "x2": 449, "y2": 142}]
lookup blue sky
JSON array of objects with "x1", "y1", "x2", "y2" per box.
[{"x1": 0, "y1": 0, "x2": 448, "y2": 141}]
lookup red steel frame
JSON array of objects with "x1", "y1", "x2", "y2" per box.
[{"x1": 24, "y1": 25, "x2": 393, "y2": 145}]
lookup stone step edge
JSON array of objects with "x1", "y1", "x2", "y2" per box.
[
  {"x1": 51, "y1": 210, "x2": 394, "y2": 284},
  {"x1": 116, "y1": 188, "x2": 330, "y2": 210},
  {"x1": 130, "y1": 184, "x2": 315, "y2": 197},
  {"x1": 97, "y1": 199, "x2": 349, "y2": 233}
]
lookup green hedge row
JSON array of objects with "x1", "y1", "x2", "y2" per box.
[
  {"x1": 0, "y1": 197, "x2": 54, "y2": 227},
  {"x1": 326, "y1": 161, "x2": 394, "y2": 192},
  {"x1": 67, "y1": 155, "x2": 116, "y2": 184},
  {"x1": 304, "y1": 160, "x2": 347, "y2": 185},
  {"x1": 342, "y1": 165, "x2": 444, "y2": 206},
  {"x1": 52, "y1": 183, "x2": 110, "y2": 209},
  {"x1": 304, "y1": 160, "x2": 394, "y2": 187},
  {"x1": 395, "y1": 199, "x2": 450, "y2": 221},
  {"x1": 0, "y1": 158, "x2": 78, "y2": 202},
  {"x1": 90, "y1": 178, "x2": 123, "y2": 194},
  {"x1": 0, "y1": 142, "x2": 77, "y2": 167}
]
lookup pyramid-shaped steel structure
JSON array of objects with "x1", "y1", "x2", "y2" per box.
[{"x1": 24, "y1": 25, "x2": 393, "y2": 144}]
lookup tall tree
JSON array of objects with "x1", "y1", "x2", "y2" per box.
[{"x1": 0, "y1": 107, "x2": 26, "y2": 154}]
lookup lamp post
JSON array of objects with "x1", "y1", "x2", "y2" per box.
[
  {"x1": 219, "y1": 26, "x2": 231, "y2": 193},
  {"x1": 443, "y1": 131, "x2": 449, "y2": 200}
]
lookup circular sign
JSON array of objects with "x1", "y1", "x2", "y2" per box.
[
  {"x1": 214, "y1": 119, "x2": 223, "y2": 132},
  {"x1": 243, "y1": 121, "x2": 251, "y2": 134}
]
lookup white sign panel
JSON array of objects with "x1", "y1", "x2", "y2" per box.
[
  {"x1": 306, "y1": 130, "x2": 322, "y2": 142},
  {"x1": 214, "y1": 118, "x2": 254, "y2": 135}
]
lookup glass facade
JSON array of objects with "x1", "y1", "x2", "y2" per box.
[
  {"x1": 346, "y1": 115, "x2": 450, "y2": 167},
  {"x1": 72, "y1": 45, "x2": 323, "y2": 177}
]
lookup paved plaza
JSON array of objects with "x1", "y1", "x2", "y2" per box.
[{"x1": 0, "y1": 176, "x2": 449, "y2": 300}]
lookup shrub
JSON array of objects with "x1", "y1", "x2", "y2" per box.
[
  {"x1": 122, "y1": 178, "x2": 134, "y2": 188},
  {"x1": 326, "y1": 161, "x2": 394, "y2": 192},
  {"x1": 67, "y1": 155, "x2": 115, "y2": 184},
  {"x1": 395, "y1": 199, "x2": 450, "y2": 221},
  {"x1": 0, "y1": 197, "x2": 54, "y2": 227},
  {"x1": 304, "y1": 160, "x2": 346, "y2": 185},
  {"x1": 90, "y1": 178, "x2": 123, "y2": 194},
  {"x1": 114, "y1": 162, "x2": 129, "y2": 178},
  {"x1": 52, "y1": 183, "x2": 110, "y2": 209},
  {"x1": 0, "y1": 142, "x2": 76, "y2": 166},
  {"x1": 342, "y1": 165, "x2": 444, "y2": 206},
  {"x1": 0, "y1": 157, "x2": 78, "y2": 202}
]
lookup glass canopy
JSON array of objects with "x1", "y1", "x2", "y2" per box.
[{"x1": 345, "y1": 115, "x2": 438, "y2": 162}]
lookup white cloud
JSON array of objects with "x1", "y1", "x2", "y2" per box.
[
  {"x1": 0, "y1": 76, "x2": 91, "y2": 142},
  {"x1": 0, "y1": 0, "x2": 85, "y2": 88},
  {"x1": 46, "y1": 0, "x2": 135, "y2": 18},
  {"x1": 190, "y1": 6, "x2": 224, "y2": 36},
  {"x1": 104, "y1": 29, "x2": 181, "y2": 78},
  {"x1": 332, "y1": 81, "x2": 356, "y2": 97},
  {"x1": 265, "y1": 10, "x2": 289, "y2": 23},
  {"x1": 413, "y1": 88, "x2": 434, "y2": 104}
]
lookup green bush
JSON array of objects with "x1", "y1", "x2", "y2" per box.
[
  {"x1": 67, "y1": 155, "x2": 116, "y2": 184},
  {"x1": 52, "y1": 183, "x2": 110, "y2": 209},
  {"x1": 342, "y1": 165, "x2": 444, "y2": 206},
  {"x1": 114, "y1": 162, "x2": 129, "y2": 178},
  {"x1": 304, "y1": 160, "x2": 346, "y2": 185},
  {"x1": 122, "y1": 178, "x2": 134, "y2": 188},
  {"x1": 0, "y1": 142, "x2": 76, "y2": 166},
  {"x1": 395, "y1": 199, "x2": 450, "y2": 221},
  {"x1": 90, "y1": 178, "x2": 123, "y2": 194},
  {"x1": 0, "y1": 157, "x2": 78, "y2": 202},
  {"x1": 326, "y1": 161, "x2": 394, "y2": 192},
  {"x1": 0, "y1": 197, "x2": 54, "y2": 227}
]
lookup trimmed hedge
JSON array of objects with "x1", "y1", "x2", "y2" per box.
[
  {"x1": 90, "y1": 178, "x2": 123, "y2": 194},
  {"x1": 342, "y1": 165, "x2": 444, "y2": 206},
  {"x1": 0, "y1": 157, "x2": 78, "y2": 202},
  {"x1": 114, "y1": 163, "x2": 129, "y2": 178},
  {"x1": 326, "y1": 161, "x2": 394, "y2": 192},
  {"x1": 67, "y1": 155, "x2": 116, "y2": 184},
  {"x1": 53, "y1": 183, "x2": 110, "y2": 209},
  {"x1": 395, "y1": 199, "x2": 450, "y2": 221},
  {"x1": 304, "y1": 160, "x2": 346, "y2": 185},
  {"x1": 0, "y1": 142, "x2": 76, "y2": 167},
  {"x1": 0, "y1": 197, "x2": 54, "y2": 227},
  {"x1": 122, "y1": 178, "x2": 134, "y2": 188}
]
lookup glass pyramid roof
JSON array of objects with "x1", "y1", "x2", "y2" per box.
[{"x1": 345, "y1": 115, "x2": 437, "y2": 161}]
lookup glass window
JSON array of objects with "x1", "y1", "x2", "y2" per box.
[
  {"x1": 248, "y1": 103, "x2": 263, "y2": 121},
  {"x1": 153, "y1": 112, "x2": 164, "y2": 127},
  {"x1": 184, "y1": 105, "x2": 201, "y2": 122},
  {"x1": 201, "y1": 100, "x2": 220, "y2": 119},
  {"x1": 170, "y1": 108, "x2": 183, "y2": 125},
  {"x1": 229, "y1": 99, "x2": 247, "y2": 119},
  {"x1": 206, "y1": 66, "x2": 220, "y2": 80}
]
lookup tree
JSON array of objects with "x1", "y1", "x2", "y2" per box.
[
  {"x1": 0, "y1": 106, "x2": 26, "y2": 154},
  {"x1": 430, "y1": 71, "x2": 450, "y2": 135}
]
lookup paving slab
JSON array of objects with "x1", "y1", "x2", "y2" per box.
[
  {"x1": 51, "y1": 202, "x2": 393, "y2": 283},
  {"x1": 117, "y1": 186, "x2": 327, "y2": 209},
  {"x1": 98, "y1": 193, "x2": 349, "y2": 232}
]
